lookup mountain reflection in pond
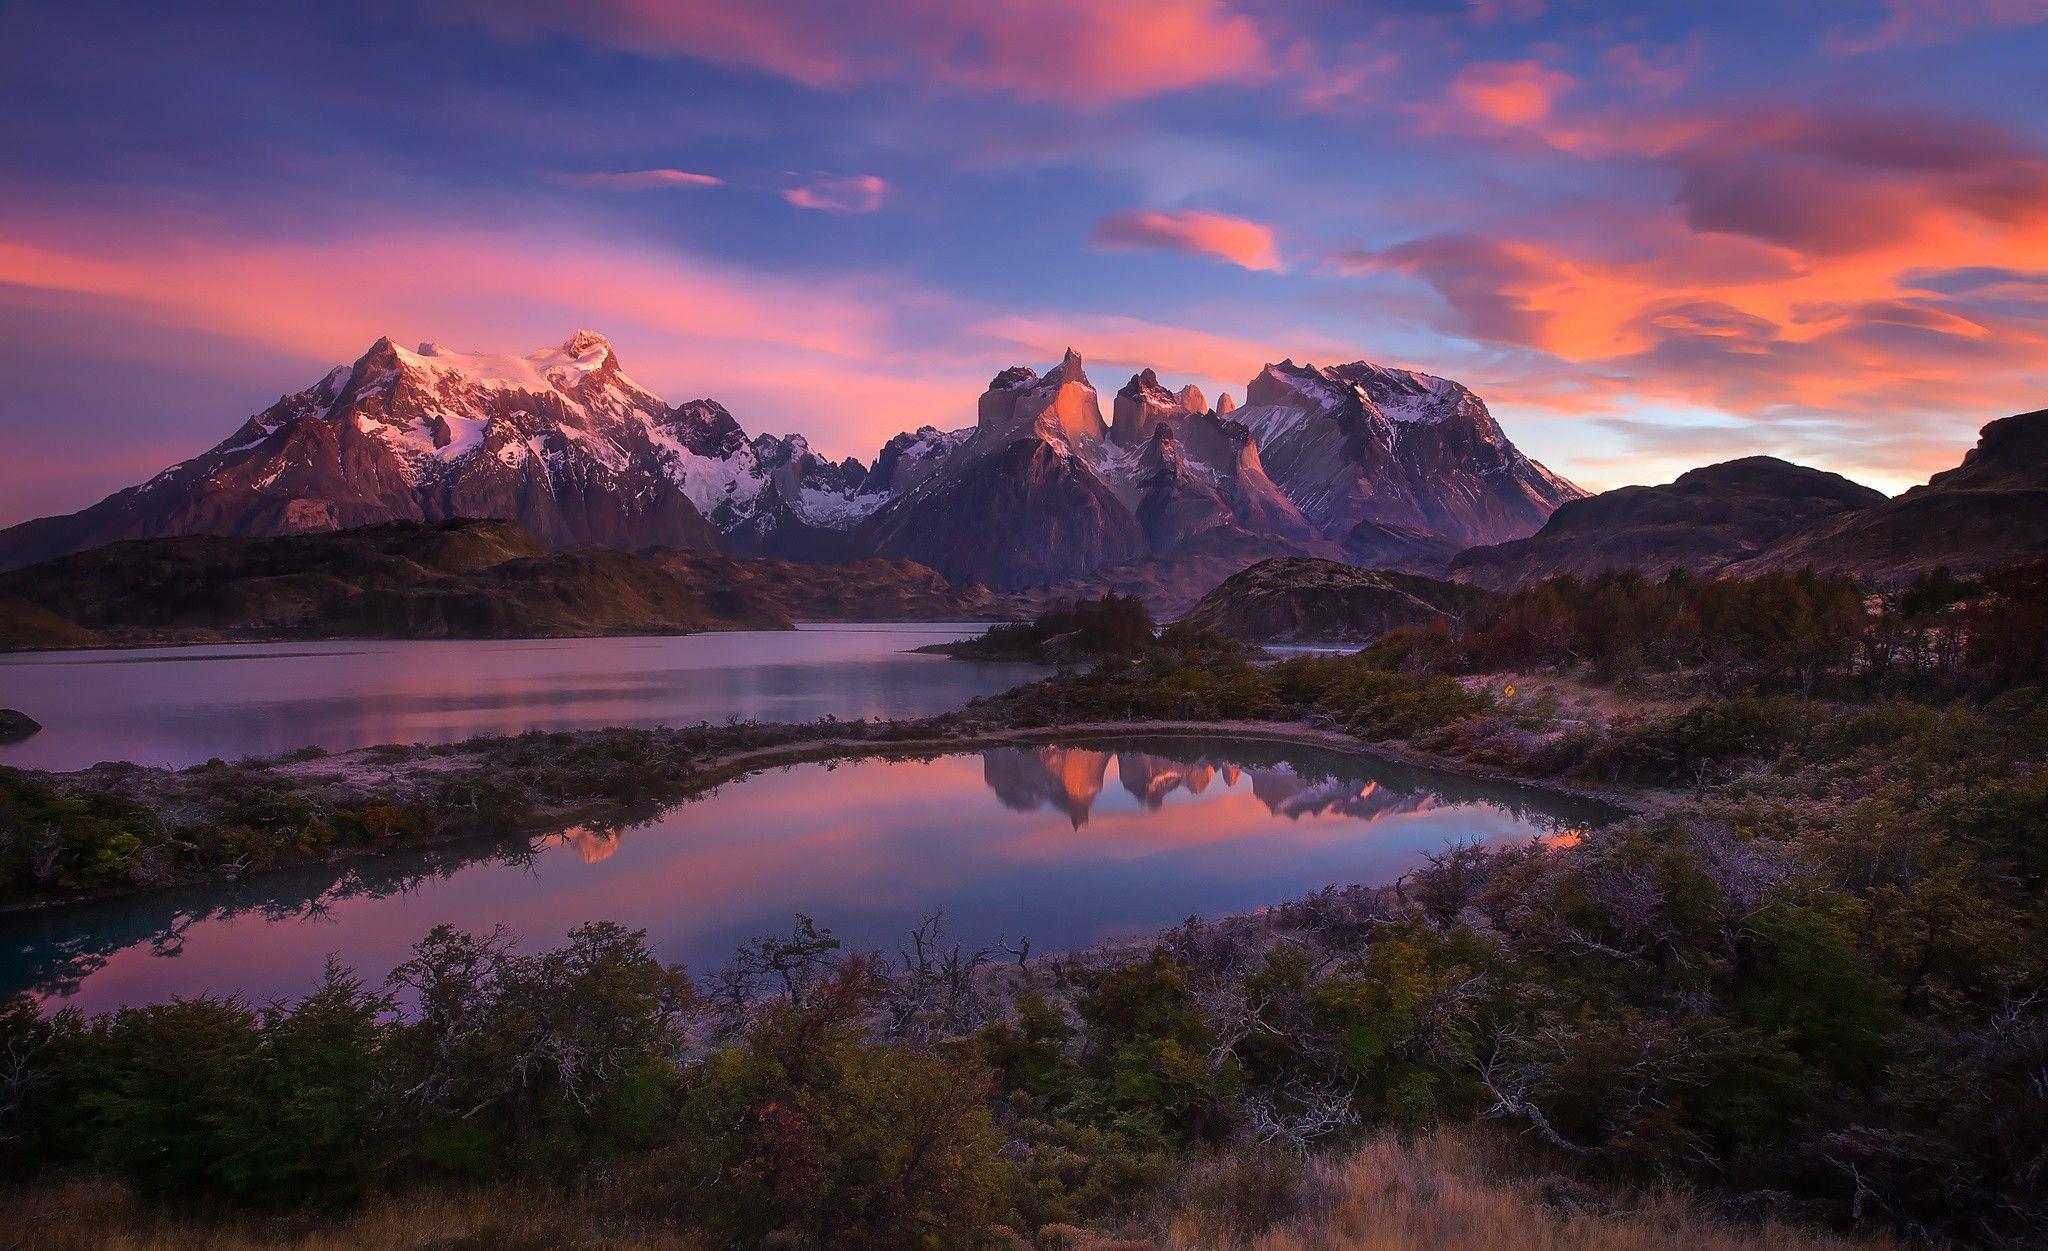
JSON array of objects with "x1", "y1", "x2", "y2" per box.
[{"x1": 0, "y1": 737, "x2": 1619, "y2": 1013}]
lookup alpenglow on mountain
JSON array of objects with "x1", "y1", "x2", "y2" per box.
[{"x1": 0, "y1": 332, "x2": 1583, "y2": 592}]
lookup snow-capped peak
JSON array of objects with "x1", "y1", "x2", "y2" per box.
[{"x1": 382, "y1": 333, "x2": 626, "y2": 402}]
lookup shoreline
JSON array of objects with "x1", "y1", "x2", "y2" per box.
[
  {"x1": 0, "y1": 617, "x2": 1012, "y2": 659},
  {"x1": 1, "y1": 714, "x2": 1647, "y2": 917}
]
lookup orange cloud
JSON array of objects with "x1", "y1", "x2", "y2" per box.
[
  {"x1": 1091, "y1": 209, "x2": 1282, "y2": 271},
  {"x1": 441, "y1": 0, "x2": 1270, "y2": 106},
  {"x1": 977, "y1": 313, "x2": 1357, "y2": 398},
  {"x1": 1429, "y1": 59, "x2": 1576, "y2": 129},
  {"x1": 1343, "y1": 93, "x2": 2048, "y2": 484},
  {"x1": 1342, "y1": 209, "x2": 2048, "y2": 487}
]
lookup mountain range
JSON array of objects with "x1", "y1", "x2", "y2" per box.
[
  {"x1": 0, "y1": 332, "x2": 1581, "y2": 600},
  {"x1": 4, "y1": 331, "x2": 2039, "y2": 636}
]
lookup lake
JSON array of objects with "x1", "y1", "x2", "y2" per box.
[
  {"x1": 0, "y1": 736, "x2": 1617, "y2": 1013},
  {"x1": 0, "y1": 624, "x2": 1042, "y2": 772}
]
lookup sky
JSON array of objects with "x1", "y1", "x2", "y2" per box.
[{"x1": 2, "y1": 0, "x2": 2045, "y2": 527}]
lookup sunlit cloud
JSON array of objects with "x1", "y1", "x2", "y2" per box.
[
  {"x1": 977, "y1": 313, "x2": 1359, "y2": 399},
  {"x1": 437, "y1": 0, "x2": 1271, "y2": 106},
  {"x1": 1091, "y1": 209, "x2": 1282, "y2": 271},
  {"x1": 782, "y1": 173, "x2": 889, "y2": 214},
  {"x1": 550, "y1": 168, "x2": 724, "y2": 190},
  {"x1": 0, "y1": 217, "x2": 973, "y2": 462},
  {"x1": 1441, "y1": 59, "x2": 1574, "y2": 127}
]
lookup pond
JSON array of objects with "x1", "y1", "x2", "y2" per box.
[{"x1": 0, "y1": 735, "x2": 1619, "y2": 1013}]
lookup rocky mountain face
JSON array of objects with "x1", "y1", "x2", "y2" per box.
[
  {"x1": 0, "y1": 519, "x2": 794, "y2": 647},
  {"x1": 1236, "y1": 361, "x2": 1580, "y2": 550},
  {"x1": 660, "y1": 398, "x2": 880, "y2": 561},
  {"x1": 851, "y1": 351, "x2": 1575, "y2": 595},
  {"x1": 1735, "y1": 410, "x2": 2048, "y2": 583},
  {"x1": 0, "y1": 332, "x2": 1582, "y2": 605},
  {"x1": 1179, "y1": 556, "x2": 1493, "y2": 644},
  {"x1": 1452, "y1": 457, "x2": 1887, "y2": 589},
  {"x1": 0, "y1": 333, "x2": 888, "y2": 572}
]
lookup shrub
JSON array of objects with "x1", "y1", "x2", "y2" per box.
[{"x1": 671, "y1": 964, "x2": 1014, "y2": 1247}]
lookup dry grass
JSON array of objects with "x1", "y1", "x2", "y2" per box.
[
  {"x1": 1138, "y1": 1128, "x2": 1895, "y2": 1251},
  {"x1": 0, "y1": 1130, "x2": 1897, "y2": 1251},
  {"x1": 0, "y1": 1180, "x2": 701, "y2": 1250}
]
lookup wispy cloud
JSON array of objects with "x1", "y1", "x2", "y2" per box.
[
  {"x1": 781, "y1": 173, "x2": 889, "y2": 214},
  {"x1": 439, "y1": 0, "x2": 1270, "y2": 106},
  {"x1": 550, "y1": 168, "x2": 724, "y2": 190},
  {"x1": 1091, "y1": 209, "x2": 1282, "y2": 271},
  {"x1": 1826, "y1": 0, "x2": 2048, "y2": 54}
]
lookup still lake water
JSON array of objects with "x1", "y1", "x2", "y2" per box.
[
  {"x1": 0, "y1": 624, "x2": 1041, "y2": 772},
  {"x1": 0, "y1": 736, "x2": 1615, "y2": 1013}
]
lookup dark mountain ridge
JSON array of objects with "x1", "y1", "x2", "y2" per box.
[{"x1": 1452, "y1": 457, "x2": 1886, "y2": 589}]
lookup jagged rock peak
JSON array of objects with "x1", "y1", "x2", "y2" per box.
[
  {"x1": 1175, "y1": 384, "x2": 1206, "y2": 415},
  {"x1": 1112, "y1": 367, "x2": 1187, "y2": 447},
  {"x1": 979, "y1": 348, "x2": 1106, "y2": 445},
  {"x1": 989, "y1": 365, "x2": 1038, "y2": 391},
  {"x1": 1216, "y1": 392, "x2": 1237, "y2": 414},
  {"x1": 1117, "y1": 368, "x2": 1173, "y2": 400}
]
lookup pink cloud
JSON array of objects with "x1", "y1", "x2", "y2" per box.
[
  {"x1": 1826, "y1": 0, "x2": 2048, "y2": 54},
  {"x1": 551, "y1": 169, "x2": 724, "y2": 190},
  {"x1": 0, "y1": 211, "x2": 1352, "y2": 496},
  {"x1": 976, "y1": 313, "x2": 1360, "y2": 402},
  {"x1": 440, "y1": 0, "x2": 1269, "y2": 107},
  {"x1": 1435, "y1": 59, "x2": 1575, "y2": 128},
  {"x1": 1333, "y1": 203, "x2": 2048, "y2": 488},
  {"x1": 781, "y1": 174, "x2": 889, "y2": 214},
  {"x1": 1091, "y1": 209, "x2": 1282, "y2": 271},
  {"x1": 0, "y1": 220, "x2": 968, "y2": 466}
]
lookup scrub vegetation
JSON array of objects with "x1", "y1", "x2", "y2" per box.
[{"x1": 2, "y1": 562, "x2": 2044, "y2": 1247}]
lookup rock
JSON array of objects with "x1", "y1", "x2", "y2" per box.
[
  {"x1": 0, "y1": 709, "x2": 40, "y2": 742},
  {"x1": 0, "y1": 332, "x2": 739, "y2": 571}
]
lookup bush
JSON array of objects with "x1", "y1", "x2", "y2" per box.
[{"x1": 671, "y1": 964, "x2": 1014, "y2": 1247}]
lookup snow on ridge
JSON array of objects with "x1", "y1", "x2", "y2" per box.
[
  {"x1": 387, "y1": 333, "x2": 633, "y2": 411},
  {"x1": 1232, "y1": 402, "x2": 1318, "y2": 446}
]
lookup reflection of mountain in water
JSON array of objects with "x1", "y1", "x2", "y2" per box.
[
  {"x1": 3, "y1": 737, "x2": 1622, "y2": 1004},
  {"x1": 546, "y1": 826, "x2": 622, "y2": 864},
  {"x1": 977, "y1": 737, "x2": 1621, "y2": 836},
  {"x1": 981, "y1": 743, "x2": 1441, "y2": 828}
]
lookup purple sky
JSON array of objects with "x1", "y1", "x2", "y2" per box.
[{"x1": 3, "y1": 0, "x2": 2046, "y2": 525}]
